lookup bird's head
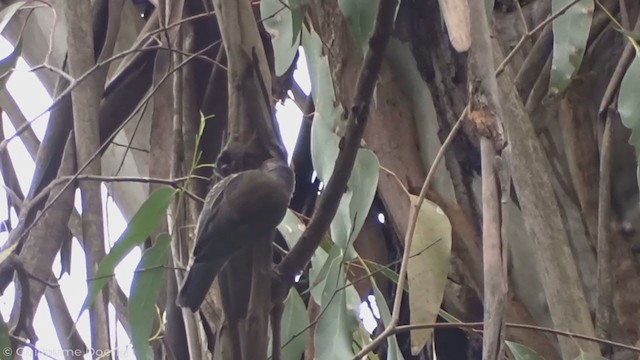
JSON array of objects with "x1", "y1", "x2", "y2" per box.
[
  {"x1": 261, "y1": 159, "x2": 295, "y2": 194},
  {"x1": 214, "y1": 141, "x2": 263, "y2": 177},
  {"x1": 213, "y1": 150, "x2": 236, "y2": 178}
]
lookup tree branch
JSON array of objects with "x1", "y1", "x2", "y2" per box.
[
  {"x1": 275, "y1": 0, "x2": 398, "y2": 286},
  {"x1": 388, "y1": 321, "x2": 640, "y2": 354},
  {"x1": 595, "y1": 109, "x2": 614, "y2": 355},
  {"x1": 64, "y1": 1, "x2": 111, "y2": 351}
]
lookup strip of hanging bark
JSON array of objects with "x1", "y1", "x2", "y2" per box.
[
  {"x1": 466, "y1": 0, "x2": 508, "y2": 358},
  {"x1": 595, "y1": 110, "x2": 613, "y2": 356},
  {"x1": 149, "y1": 18, "x2": 191, "y2": 358},
  {"x1": 559, "y1": 92, "x2": 600, "y2": 248},
  {"x1": 160, "y1": 2, "x2": 203, "y2": 356},
  {"x1": 491, "y1": 39, "x2": 601, "y2": 358},
  {"x1": 64, "y1": 1, "x2": 111, "y2": 353}
]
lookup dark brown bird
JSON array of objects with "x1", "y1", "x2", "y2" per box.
[{"x1": 177, "y1": 157, "x2": 294, "y2": 312}]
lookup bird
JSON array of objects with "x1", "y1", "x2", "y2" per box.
[{"x1": 176, "y1": 156, "x2": 294, "y2": 312}]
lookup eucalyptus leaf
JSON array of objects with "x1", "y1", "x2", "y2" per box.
[
  {"x1": 261, "y1": 0, "x2": 299, "y2": 76},
  {"x1": 310, "y1": 122, "x2": 340, "y2": 187},
  {"x1": 309, "y1": 244, "x2": 340, "y2": 303},
  {"x1": 276, "y1": 209, "x2": 306, "y2": 250},
  {"x1": 279, "y1": 288, "x2": 310, "y2": 360},
  {"x1": 370, "y1": 279, "x2": 404, "y2": 360},
  {"x1": 618, "y1": 53, "x2": 640, "y2": 193},
  {"x1": 548, "y1": 0, "x2": 594, "y2": 96},
  {"x1": 337, "y1": 0, "x2": 379, "y2": 53},
  {"x1": 301, "y1": 28, "x2": 343, "y2": 131},
  {"x1": 80, "y1": 187, "x2": 176, "y2": 314},
  {"x1": 331, "y1": 192, "x2": 356, "y2": 251},
  {"x1": 506, "y1": 341, "x2": 544, "y2": 360},
  {"x1": 130, "y1": 233, "x2": 172, "y2": 360},
  {"x1": 314, "y1": 258, "x2": 355, "y2": 360},
  {"x1": 344, "y1": 149, "x2": 379, "y2": 245},
  {"x1": 290, "y1": 0, "x2": 310, "y2": 46},
  {"x1": 407, "y1": 195, "x2": 452, "y2": 355}
]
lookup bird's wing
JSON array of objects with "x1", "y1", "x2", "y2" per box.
[{"x1": 191, "y1": 173, "x2": 243, "y2": 257}]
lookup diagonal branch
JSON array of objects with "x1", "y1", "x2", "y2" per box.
[{"x1": 274, "y1": 0, "x2": 398, "y2": 286}]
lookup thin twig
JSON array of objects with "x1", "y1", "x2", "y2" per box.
[
  {"x1": 388, "y1": 322, "x2": 640, "y2": 354},
  {"x1": 10, "y1": 255, "x2": 59, "y2": 288},
  {"x1": 28, "y1": 174, "x2": 205, "y2": 211},
  {"x1": 10, "y1": 334, "x2": 58, "y2": 360},
  {"x1": 595, "y1": 109, "x2": 613, "y2": 353}
]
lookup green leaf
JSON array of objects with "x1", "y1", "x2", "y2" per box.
[
  {"x1": 0, "y1": 2, "x2": 25, "y2": 35},
  {"x1": 81, "y1": 187, "x2": 176, "y2": 313},
  {"x1": 337, "y1": 0, "x2": 379, "y2": 53},
  {"x1": 261, "y1": 0, "x2": 300, "y2": 76},
  {"x1": 314, "y1": 258, "x2": 355, "y2": 359},
  {"x1": 301, "y1": 28, "x2": 342, "y2": 131},
  {"x1": 506, "y1": 341, "x2": 544, "y2": 360},
  {"x1": 0, "y1": 314, "x2": 11, "y2": 360},
  {"x1": 438, "y1": 309, "x2": 461, "y2": 323},
  {"x1": 407, "y1": 195, "x2": 452, "y2": 355},
  {"x1": 130, "y1": 233, "x2": 172, "y2": 360},
  {"x1": 304, "y1": 25, "x2": 380, "y2": 253},
  {"x1": 290, "y1": 0, "x2": 310, "y2": 46},
  {"x1": 275, "y1": 209, "x2": 339, "y2": 304},
  {"x1": 573, "y1": 354, "x2": 608, "y2": 360},
  {"x1": 344, "y1": 149, "x2": 379, "y2": 245},
  {"x1": 310, "y1": 129, "x2": 379, "y2": 253},
  {"x1": 310, "y1": 123, "x2": 340, "y2": 183},
  {"x1": 619, "y1": 54, "x2": 640, "y2": 151},
  {"x1": 280, "y1": 288, "x2": 310, "y2": 360},
  {"x1": 370, "y1": 279, "x2": 404, "y2": 360},
  {"x1": 618, "y1": 53, "x2": 640, "y2": 193},
  {"x1": 309, "y1": 244, "x2": 340, "y2": 303},
  {"x1": 352, "y1": 325, "x2": 379, "y2": 360},
  {"x1": 277, "y1": 209, "x2": 306, "y2": 250},
  {"x1": 0, "y1": 38, "x2": 21, "y2": 90},
  {"x1": 548, "y1": 0, "x2": 594, "y2": 96}
]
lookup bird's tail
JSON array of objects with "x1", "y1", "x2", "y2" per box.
[{"x1": 176, "y1": 261, "x2": 224, "y2": 312}]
